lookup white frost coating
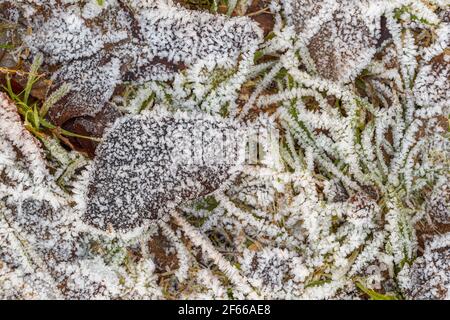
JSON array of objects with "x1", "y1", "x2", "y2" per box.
[
  {"x1": 78, "y1": 110, "x2": 245, "y2": 234},
  {"x1": 414, "y1": 52, "x2": 450, "y2": 111},
  {"x1": 281, "y1": 0, "x2": 381, "y2": 83}
]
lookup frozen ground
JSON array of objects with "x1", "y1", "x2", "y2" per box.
[{"x1": 0, "y1": 0, "x2": 449, "y2": 299}]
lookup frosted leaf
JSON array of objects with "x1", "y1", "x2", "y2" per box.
[
  {"x1": 79, "y1": 111, "x2": 244, "y2": 233},
  {"x1": 1, "y1": 178, "x2": 157, "y2": 299},
  {"x1": 47, "y1": 56, "x2": 124, "y2": 126},
  {"x1": 406, "y1": 235, "x2": 450, "y2": 300},
  {"x1": 282, "y1": 0, "x2": 382, "y2": 82},
  {"x1": 414, "y1": 52, "x2": 450, "y2": 110},
  {"x1": 3, "y1": 0, "x2": 262, "y2": 125}
]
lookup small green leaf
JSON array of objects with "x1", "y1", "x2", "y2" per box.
[
  {"x1": 33, "y1": 103, "x2": 40, "y2": 129},
  {"x1": 254, "y1": 50, "x2": 264, "y2": 63},
  {"x1": 356, "y1": 282, "x2": 399, "y2": 300},
  {"x1": 0, "y1": 43, "x2": 14, "y2": 50}
]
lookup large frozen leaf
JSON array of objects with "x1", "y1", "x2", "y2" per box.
[
  {"x1": 282, "y1": 0, "x2": 383, "y2": 82},
  {"x1": 414, "y1": 52, "x2": 450, "y2": 110},
  {"x1": 80, "y1": 111, "x2": 245, "y2": 233}
]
